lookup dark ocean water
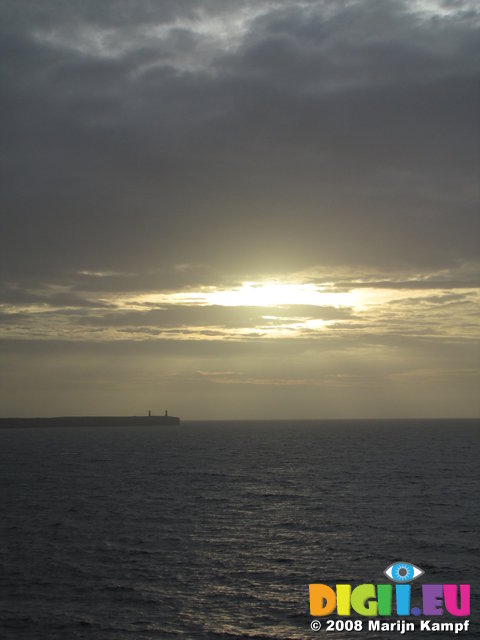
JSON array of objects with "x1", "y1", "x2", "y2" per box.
[{"x1": 1, "y1": 420, "x2": 479, "y2": 639}]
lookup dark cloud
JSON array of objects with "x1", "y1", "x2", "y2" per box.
[
  {"x1": 1, "y1": 0, "x2": 479, "y2": 285},
  {"x1": 334, "y1": 278, "x2": 480, "y2": 290},
  {"x1": 70, "y1": 303, "x2": 351, "y2": 329}
]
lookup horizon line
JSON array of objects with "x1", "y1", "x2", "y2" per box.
[{"x1": 1, "y1": 415, "x2": 479, "y2": 421}]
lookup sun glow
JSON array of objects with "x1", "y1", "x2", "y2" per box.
[
  {"x1": 205, "y1": 282, "x2": 356, "y2": 308},
  {"x1": 114, "y1": 281, "x2": 357, "y2": 310}
]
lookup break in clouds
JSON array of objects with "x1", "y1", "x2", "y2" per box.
[{"x1": 0, "y1": 0, "x2": 479, "y2": 417}]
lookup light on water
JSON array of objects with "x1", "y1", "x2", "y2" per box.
[{"x1": 1, "y1": 420, "x2": 479, "y2": 639}]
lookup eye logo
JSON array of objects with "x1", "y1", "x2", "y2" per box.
[{"x1": 384, "y1": 561, "x2": 424, "y2": 583}]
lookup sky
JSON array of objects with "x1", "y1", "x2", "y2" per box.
[{"x1": 1, "y1": 0, "x2": 479, "y2": 419}]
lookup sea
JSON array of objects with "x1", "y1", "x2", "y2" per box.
[{"x1": 1, "y1": 419, "x2": 479, "y2": 639}]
